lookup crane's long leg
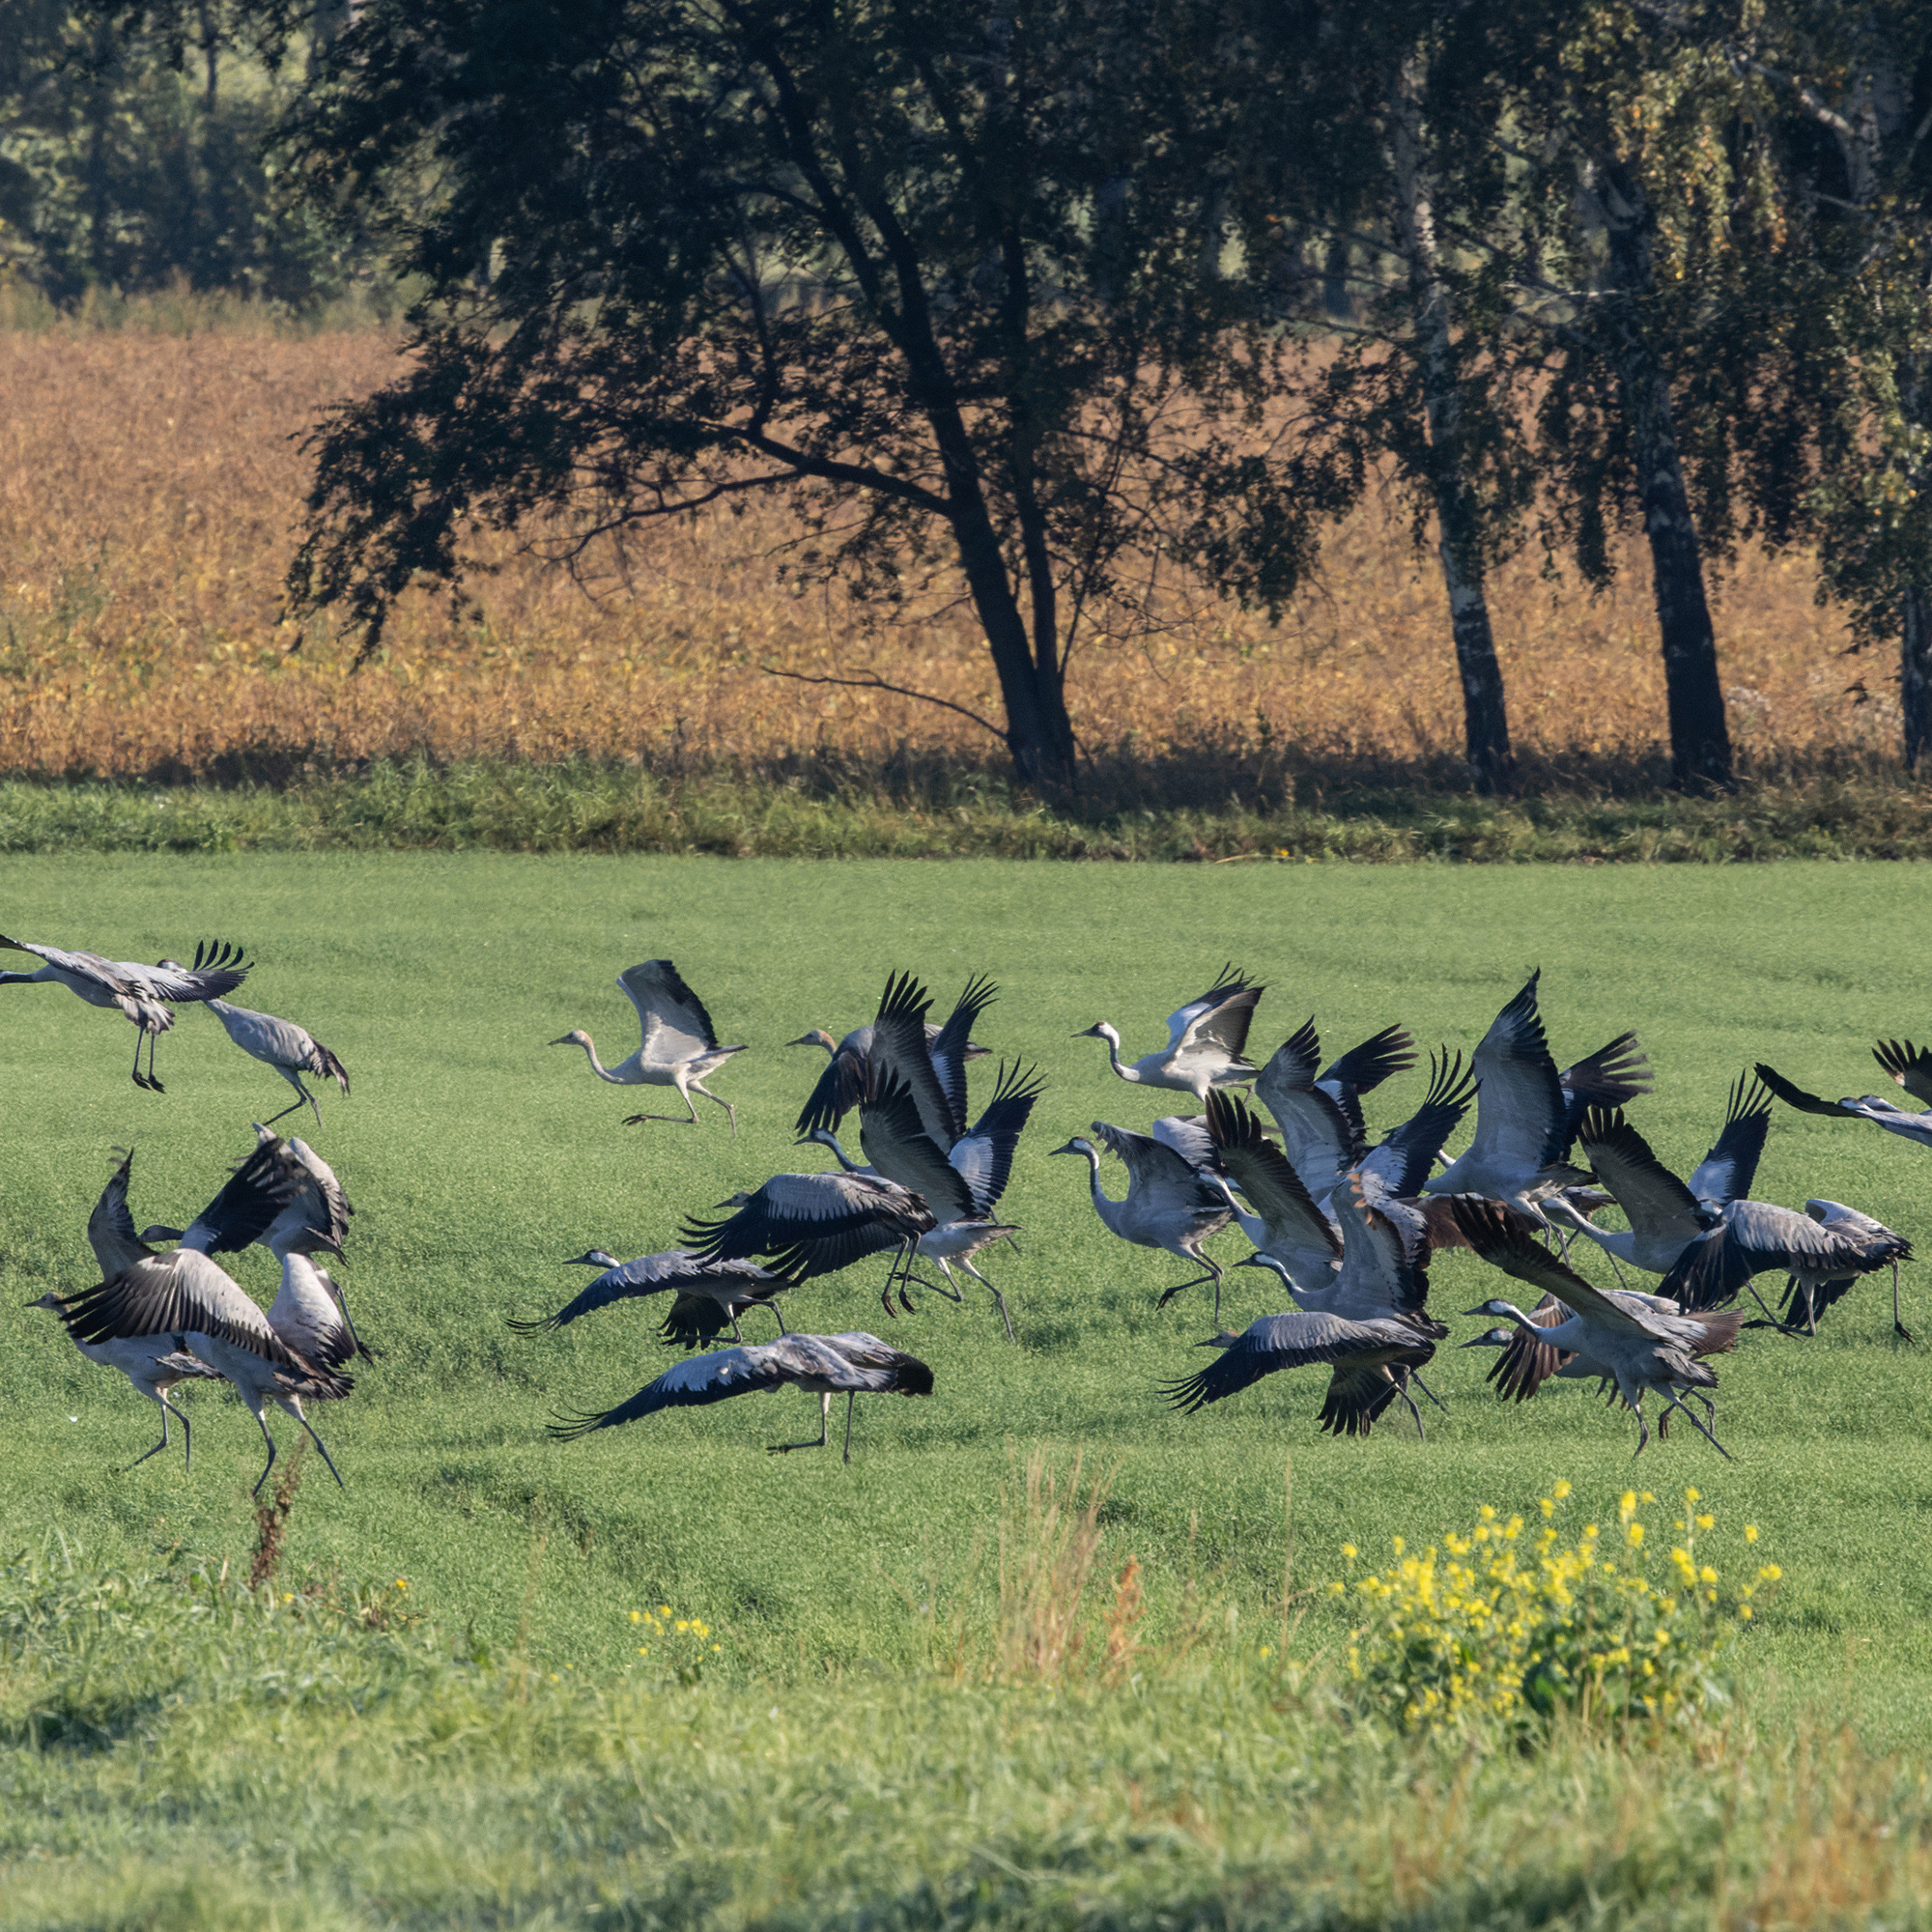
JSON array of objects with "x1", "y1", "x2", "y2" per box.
[
  {"x1": 1661, "y1": 1388, "x2": 1732, "y2": 1460},
  {"x1": 125, "y1": 1391, "x2": 185, "y2": 1472},
  {"x1": 145, "y1": 1028, "x2": 165, "y2": 1093},
  {"x1": 689, "y1": 1079, "x2": 738, "y2": 1138},
  {"x1": 1156, "y1": 1264, "x2": 1221, "y2": 1312},
  {"x1": 130, "y1": 1029, "x2": 152, "y2": 1091},
  {"x1": 842, "y1": 1392, "x2": 856, "y2": 1465},
  {"x1": 291, "y1": 1414, "x2": 346, "y2": 1490},
  {"x1": 1604, "y1": 1251, "x2": 1634, "y2": 1293},
  {"x1": 250, "y1": 1408, "x2": 279, "y2": 1496},
  {"x1": 624, "y1": 1079, "x2": 702, "y2": 1129},
  {"x1": 1394, "y1": 1379, "x2": 1427, "y2": 1441},
  {"x1": 1892, "y1": 1259, "x2": 1914, "y2": 1343},
  {"x1": 1409, "y1": 1371, "x2": 1448, "y2": 1414},
  {"x1": 1746, "y1": 1281, "x2": 1787, "y2": 1329},
  {"x1": 262, "y1": 1071, "x2": 320, "y2": 1131},
  {"x1": 959, "y1": 1258, "x2": 1015, "y2": 1343},
  {"x1": 769, "y1": 1392, "x2": 832, "y2": 1456},
  {"x1": 1630, "y1": 1393, "x2": 1652, "y2": 1458}
]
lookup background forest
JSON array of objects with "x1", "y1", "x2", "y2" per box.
[{"x1": 3, "y1": 1, "x2": 1932, "y2": 840}]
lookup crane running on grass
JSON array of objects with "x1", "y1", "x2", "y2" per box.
[
  {"x1": 1050, "y1": 1121, "x2": 1235, "y2": 1319},
  {"x1": 548, "y1": 1331, "x2": 934, "y2": 1463},
  {"x1": 510, "y1": 1248, "x2": 794, "y2": 1346},
  {"x1": 1771, "y1": 1201, "x2": 1915, "y2": 1340},
  {"x1": 26, "y1": 1149, "x2": 223, "y2": 1470},
  {"x1": 1454, "y1": 1197, "x2": 1740, "y2": 1459},
  {"x1": 550, "y1": 959, "x2": 748, "y2": 1133},
  {"x1": 1076, "y1": 966, "x2": 1266, "y2": 1101},
  {"x1": 194, "y1": 976, "x2": 351, "y2": 1130},
  {"x1": 0, "y1": 934, "x2": 250, "y2": 1090}
]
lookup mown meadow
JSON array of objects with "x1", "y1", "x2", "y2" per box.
[{"x1": 2, "y1": 854, "x2": 1930, "y2": 1925}]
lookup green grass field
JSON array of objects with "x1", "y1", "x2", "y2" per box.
[{"x1": 3, "y1": 856, "x2": 1931, "y2": 1926}]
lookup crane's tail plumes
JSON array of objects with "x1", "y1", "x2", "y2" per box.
[{"x1": 315, "y1": 1041, "x2": 351, "y2": 1095}]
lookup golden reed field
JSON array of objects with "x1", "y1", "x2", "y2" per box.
[{"x1": 0, "y1": 327, "x2": 1890, "y2": 783}]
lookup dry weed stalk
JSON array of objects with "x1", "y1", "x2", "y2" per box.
[
  {"x1": 246, "y1": 1440, "x2": 303, "y2": 1592},
  {"x1": 996, "y1": 1447, "x2": 1116, "y2": 1685},
  {"x1": 0, "y1": 331, "x2": 1886, "y2": 781}
]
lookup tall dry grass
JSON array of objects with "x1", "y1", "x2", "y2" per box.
[{"x1": 0, "y1": 327, "x2": 1887, "y2": 785}]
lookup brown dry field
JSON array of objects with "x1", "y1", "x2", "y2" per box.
[{"x1": 0, "y1": 329, "x2": 1888, "y2": 782}]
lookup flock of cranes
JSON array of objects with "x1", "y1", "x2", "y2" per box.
[{"x1": 10, "y1": 926, "x2": 1922, "y2": 1480}]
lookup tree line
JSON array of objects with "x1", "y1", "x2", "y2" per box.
[{"x1": 7, "y1": 1, "x2": 1932, "y2": 793}]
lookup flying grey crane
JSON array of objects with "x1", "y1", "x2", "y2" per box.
[
  {"x1": 197, "y1": 981, "x2": 350, "y2": 1130},
  {"x1": 1237, "y1": 1167, "x2": 1439, "y2": 1329},
  {"x1": 1659, "y1": 1188, "x2": 1911, "y2": 1324},
  {"x1": 57, "y1": 1240, "x2": 355, "y2": 1493},
  {"x1": 680, "y1": 1169, "x2": 937, "y2": 1319},
  {"x1": 1049, "y1": 1121, "x2": 1235, "y2": 1318},
  {"x1": 1756, "y1": 1057, "x2": 1932, "y2": 1153},
  {"x1": 1161, "y1": 1306, "x2": 1438, "y2": 1438},
  {"x1": 815, "y1": 1057, "x2": 1043, "y2": 1337},
  {"x1": 0, "y1": 934, "x2": 249, "y2": 1090},
  {"x1": 1546, "y1": 1084, "x2": 1770, "y2": 1280},
  {"x1": 1253, "y1": 1019, "x2": 1419, "y2": 1201},
  {"x1": 1454, "y1": 1197, "x2": 1740, "y2": 1458},
  {"x1": 1075, "y1": 966, "x2": 1265, "y2": 1100},
  {"x1": 1421, "y1": 972, "x2": 1651, "y2": 1222},
  {"x1": 25, "y1": 1149, "x2": 223, "y2": 1470},
  {"x1": 1772, "y1": 1201, "x2": 1914, "y2": 1340},
  {"x1": 510, "y1": 1248, "x2": 793, "y2": 1345},
  {"x1": 791, "y1": 973, "x2": 995, "y2": 1137},
  {"x1": 550, "y1": 959, "x2": 748, "y2": 1133},
  {"x1": 548, "y1": 1331, "x2": 934, "y2": 1463}
]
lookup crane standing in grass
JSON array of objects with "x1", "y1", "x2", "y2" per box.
[{"x1": 551, "y1": 959, "x2": 748, "y2": 1133}]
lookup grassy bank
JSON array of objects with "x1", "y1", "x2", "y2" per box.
[
  {"x1": 4, "y1": 756, "x2": 1932, "y2": 859},
  {"x1": 4, "y1": 1542, "x2": 1927, "y2": 1932}
]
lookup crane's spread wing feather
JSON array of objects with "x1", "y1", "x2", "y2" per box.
[
  {"x1": 549, "y1": 1346, "x2": 792, "y2": 1436},
  {"x1": 1687, "y1": 1072, "x2": 1771, "y2": 1208},
  {"x1": 1207, "y1": 1091, "x2": 1341, "y2": 1262},
  {"x1": 1162, "y1": 1310, "x2": 1409, "y2": 1411},
  {"x1": 948, "y1": 1060, "x2": 1042, "y2": 1214},
  {"x1": 1318, "y1": 1354, "x2": 1432, "y2": 1437},
  {"x1": 508, "y1": 1250, "x2": 777, "y2": 1334},
  {"x1": 1577, "y1": 1107, "x2": 1711, "y2": 1246},
  {"x1": 1169, "y1": 973, "x2": 1264, "y2": 1065},
  {"x1": 1255, "y1": 1021, "x2": 1361, "y2": 1194},
  {"x1": 859, "y1": 1066, "x2": 976, "y2": 1224},
  {"x1": 1463, "y1": 972, "x2": 1567, "y2": 1173},
  {"x1": 1754, "y1": 1062, "x2": 1853, "y2": 1119},
  {"x1": 1875, "y1": 1037, "x2": 1932, "y2": 1109},
  {"x1": 1557, "y1": 1031, "x2": 1653, "y2": 1151},
  {"x1": 176, "y1": 1139, "x2": 303, "y2": 1254},
  {"x1": 1485, "y1": 1294, "x2": 1573, "y2": 1404},
  {"x1": 928, "y1": 974, "x2": 998, "y2": 1136},
  {"x1": 87, "y1": 1149, "x2": 152, "y2": 1276},
  {"x1": 1360, "y1": 1050, "x2": 1476, "y2": 1199},
  {"x1": 60, "y1": 1250, "x2": 343, "y2": 1385},
  {"x1": 868, "y1": 972, "x2": 959, "y2": 1150},
  {"x1": 619, "y1": 960, "x2": 723, "y2": 1066},
  {"x1": 1088, "y1": 1120, "x2": 1225, "y2": 1212},
  {"x1": 1451, "y1": 1196, "x2": 1655, "y2": 1335},
  {"x1": 1330, "y1": 1170, "x2": 1432, "y2": 1320},
  {"x1": 794, "y1": 1040, "x2": 867, "y2": 1136},
  {"x1": 1319, "y1": 1025, "x2": 1419, "y2": 1098}
]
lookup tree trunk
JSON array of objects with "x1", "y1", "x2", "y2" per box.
[
  {"x1": 1593, "y1": 158, "x2": 1732, "y2": 791},
  {"x1": 946, "y1": 499, "x2": 1078, "y2": 787},
  {"x1": 1904, "y1": 583, "x2": 1932, "y2": 770},
  {"x1": 1384, "y1": 51, "x2": 1512, "y2": 791}
]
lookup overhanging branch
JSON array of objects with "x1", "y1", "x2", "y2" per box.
[{"x1": 760, "y1": 666, "x2": 1005, "y2": 741}]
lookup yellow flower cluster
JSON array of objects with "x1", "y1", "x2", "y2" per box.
[
  {"x1": 1333, "y1": 1484, "x2": 1777, "y2": 1733},
  {"x1": 627, "y1": 1603, "x2": 724, "y2": 1676}
]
